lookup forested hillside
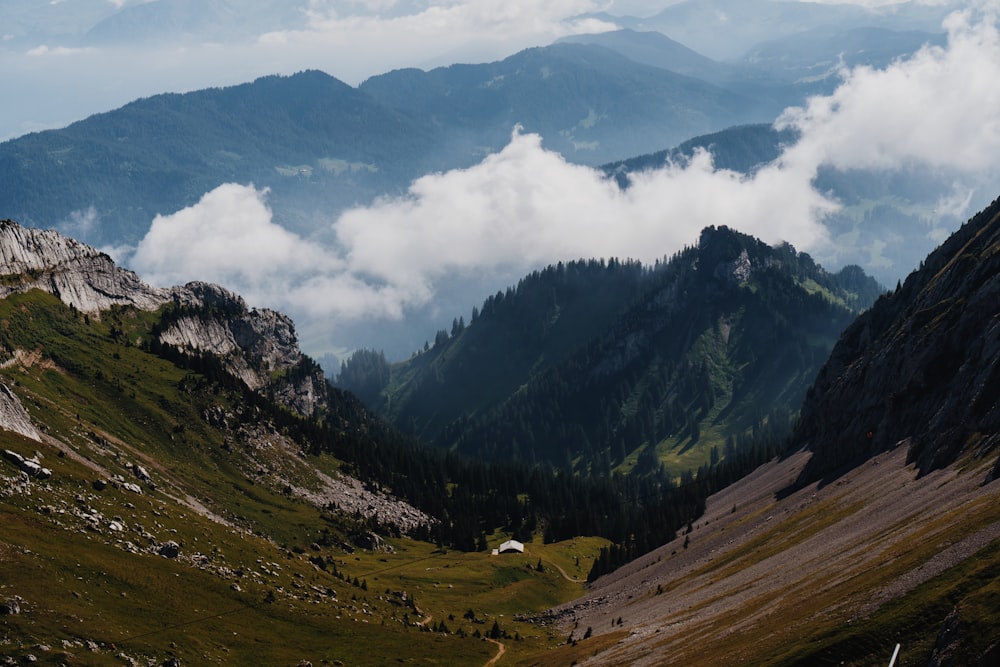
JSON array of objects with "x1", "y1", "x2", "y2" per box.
[
  {"x1": 341, "y1": 226, "x2": 883, "y2": 478},
  {"x1": 0, "y1": 70, "x2": 437, "y2": 244}
]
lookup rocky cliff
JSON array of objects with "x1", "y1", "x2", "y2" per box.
[
  {"x1": 793, "y1": 197, "x2": 1000, "y2": 484},
  {"x1": 0, "y1": 219, "x2": 328, "y2": 418},
  {"x1": 0, "y1": 219, "x2": 169, "y2": 312}
]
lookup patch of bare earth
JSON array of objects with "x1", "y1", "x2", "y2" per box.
[{"x1": 537, "y1": 446, "x2": 1000, "y2": 666}]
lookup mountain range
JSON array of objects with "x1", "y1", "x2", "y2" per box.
[
  {"x1": 2, "y1": 3, "x2": 999, "y2": 664},
  {"x1": 1, "y1": 193, "x2": 999, "y2": 663},
  {"x1": 0, "y1": 23, "x2": 965, "y2": 363},
  {"x1": 0, "y1": 40, "x2": 781, "y2": 248}
]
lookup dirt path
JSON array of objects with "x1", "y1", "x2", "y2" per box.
[
  {"x1": 484, "y1": 638, "x2": 506, "y2": 666},
  {"x1": 545, "y1": 559, "x2": 584, "y2": 583},
  {"x1": 414, "y1": 603, "x2": 433, "y2": 628}
]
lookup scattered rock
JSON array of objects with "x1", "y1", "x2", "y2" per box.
[
  {"x1": 0, "y1": 597, "x2": 21, "y2": 615},
  {"x1": 92, "y1": 479, "x2": 108, "y2": 491},
  {"x1": 122, "y1": 483, "x2": 142, "y2": 494},
  {"x1": 158, "y1": 541, "x2": 180, "y2": 558}
]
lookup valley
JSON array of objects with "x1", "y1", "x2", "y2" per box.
[{"x1": 2, "y1": 3, "x2": 1000, "y2": 664}]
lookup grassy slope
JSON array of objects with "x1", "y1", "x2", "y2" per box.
[{"x1": 0, "y1": 291, "x2": 607, "y2": 665}]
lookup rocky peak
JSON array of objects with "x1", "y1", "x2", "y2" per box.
[
  {"x1": 0, "y1": 219, "x2": 328, "y2": 418},
  {"x1": 0, "y1": 219, "x2": 169, "y2": 313},
  {"x1": 696, "y1": 225, "x2": 773, "y2": 286},
  {"x1": 792, "y1": 196, "x2": 1000, "y2": 485}
]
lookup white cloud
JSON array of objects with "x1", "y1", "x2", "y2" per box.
[
  {"x1": 61, "y1": 205, "x2": 100, "y2": 239},
  {"x1": 334, "y1": 130, "x2": 833, "y2": 303},
  {"x1": 129, "y1": 131, "x2": 834, "y2": 354},
  {"x1": 132, "y1": 183, "x2": 332, "y2": 295},
  {"x1": 777, "y1": 3, "x2": 1000, "y2": 173},
  {"x1": 26, "y1": 44, "x2": 95, "y2": 57},
  {"x1": 126, "y1": 5, "x2": 1000, "y2": 359}
]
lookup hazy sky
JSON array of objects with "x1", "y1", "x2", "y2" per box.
[
  {"x1": 0, "y1": 0, "x2": 962, "y2": 140},
  {"x1": 126, "y1": 1, "x2": 1000, "y2": 359}
]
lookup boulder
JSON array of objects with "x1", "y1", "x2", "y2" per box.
[
  {"x1": 0, "y1": 597, "x2": 21, "y2": 615},
  {"x1": 158, "y1": 541, "x2": 180, "y2": 558}
]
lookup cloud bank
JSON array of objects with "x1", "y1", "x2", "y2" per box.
[{"x1": 127, "y1": 4, "x2": 1000, "y2": 358}]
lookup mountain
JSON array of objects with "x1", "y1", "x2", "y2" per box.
[
  {"x1": 527, "y1": 197, "x2": 1000, "y2": 666},
  {"x1": 557, "y1": 29, "x2": 745, "y2": 88},
  {"x1": 602, "y1": 123, "x2": 797, "y2": 184},
  {"x1": 633, "y1": 0, "x2": 950, "y2": 61},
  {"x1": 0, "y1": 218, "x2": 736, "y2": 663},
  {"x1": 741, "y1": 25, "x2": 946, "y2": 85},
  {"x1": 793, "y1": 195, "x2": 1000, "y2": 485},
  {"x1": 0, "y1": 70, "x2": 440, "y2": 246},
  {"x1": 0, "y1": 219, "x2": 329, "y2": 418},
  {"x1": 345, "y1": 226, "x2": 883, "y2": 476},
  {"x1": 360, "y1": 41, "x2": 761, "y2": 166}
]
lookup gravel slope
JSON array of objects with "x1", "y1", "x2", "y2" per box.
[{"x1": 538, "y1": 445, "x2": 1000, "y2": 665}]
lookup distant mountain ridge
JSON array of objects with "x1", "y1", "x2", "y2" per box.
[
  {"x1": 359, "y1": 42, "x2": 759, "y2": 166},
  {"x1": 0, "y1": 43, "x2": 773, "y2": 250}
]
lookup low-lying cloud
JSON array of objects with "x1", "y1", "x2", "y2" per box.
[{"x1": 129, "y1": 4, "x2": 1000, "y2": 358}]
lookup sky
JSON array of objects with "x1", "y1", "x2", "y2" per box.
[
  {"x1": 4, "y1": 0, "x2": 998, "y2": 362},
  {"x1": 122, "y1": 0, "x2": 1000, "y2": 361},
  {"x1": 0, "y1": 0, "x2": 959, "y2": 141}
]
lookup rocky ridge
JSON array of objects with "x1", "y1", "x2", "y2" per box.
[{"x1": 0, "y1": 219, "x2": 327, "y2": 417}]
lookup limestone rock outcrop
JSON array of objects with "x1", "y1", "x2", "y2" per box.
[{"x1": 0, "y1": 220, "x2": 328, "y2": 418}]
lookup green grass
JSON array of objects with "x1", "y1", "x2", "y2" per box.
[{"x1": 0, "y1": 291, "x2": 607, "y2": 664}]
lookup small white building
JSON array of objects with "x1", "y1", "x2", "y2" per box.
[{"x1": 498, "y1": 539, "x2": 524, "y2": 554}]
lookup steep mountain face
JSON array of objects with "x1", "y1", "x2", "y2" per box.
[
  {"x1": 0, "y1": 219, "x2": 327, "y2": 418},
  {"x1": 793, "y1": 196, "x2": 1000, "y2": 485},
  {"x1": 0, "y1": 218, "x2": 169, "y2": 311},
  {"x1": 359, "y1": 227, "x2": 882, "y2": 475}
]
